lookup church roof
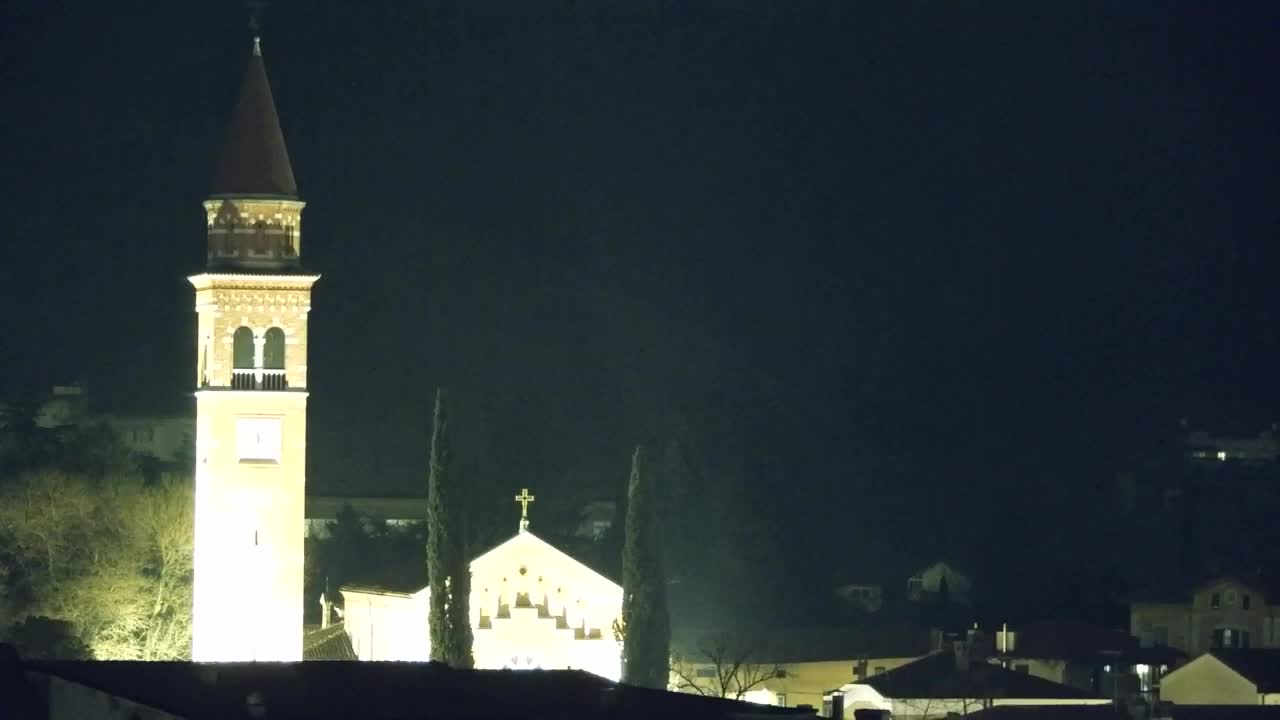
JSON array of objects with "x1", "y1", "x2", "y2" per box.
[
  {"x1": 340, "y1": 530, "x2": 620, "y2": 597},
  {"x1": 302, "y1": 623, "x2": 358, "y2": 661},
  {"x1": 211, "y1": 37, "x2": 298, "y2": 198}
]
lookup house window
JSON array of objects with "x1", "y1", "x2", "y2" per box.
[
  {"x1": 1015, "y1": 664, "x2": 1030, "y2": 674},
  {"x1": 1153, "y1": 626, "x2": 1169, "y2": 647},
  {"x1": 1211, "y1": 593, "x2": 1221, "y2": 610},
  {"x1": 774, "y1": 669, "x2": 788, "y2": 678},
  {"x1": 1226, "y1": 591, "x2": 1237, "y2": 607},
  {"x1": 1243, "y1": 594, "x2": 1251, "y2": 610},
  {"x1": 776, "y1": 694, "x2": 787, "y2": 707},
  {"x1": 1212, "y1": 627, "x2": 1250, "y2": 649},
  {"x1": 873, "y1": 666, "x2": 886, "y2": 675},
  {"x1": 695, "y1": 668, "x2": 715, "y2": 678}
]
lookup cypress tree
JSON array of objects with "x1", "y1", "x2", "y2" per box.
[
  {"x1": 426, "y1": 387, "x2": 472, "y2": 667},
  {"x1": 620, "y1": 444, "x2": 671, "y2": 688}
]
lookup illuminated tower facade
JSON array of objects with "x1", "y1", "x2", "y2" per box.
[{"x1": 190, "y1": 36, "x2": 317, "y2": 661}]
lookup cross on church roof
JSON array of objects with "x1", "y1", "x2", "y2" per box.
[{"x1": 514, "y1": 488, "x2": 535, "y2": 533}]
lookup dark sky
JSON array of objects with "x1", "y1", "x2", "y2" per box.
[{"x1": 3, "y1": 2, "x2": 1280, "y2": 604}]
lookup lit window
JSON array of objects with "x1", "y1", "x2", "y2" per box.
[{"x1": 1217, "y1": 451, "x2": 1227, "y2": 461}]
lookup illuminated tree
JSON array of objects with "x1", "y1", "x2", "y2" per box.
[
  {"x1": 426, "y1": 388, "x2": 473, "y2": 667},
  {"x1": 621, "y1": 444, "x2": 670, "y2": 688},
  {"x1": 0, "y1": 471, "x2": 192, "y2": 659}
]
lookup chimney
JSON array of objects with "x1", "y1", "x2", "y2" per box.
[
  {"x1": 953, "y1": 641, "x2": 970, "y2": 672},
  {"x1": 829, "y1": 691, "x2": 845, "y2": 720}
]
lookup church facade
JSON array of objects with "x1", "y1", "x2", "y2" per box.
[
  {"x1": 341, "y1": 499, "x2": 624, "y2": 680},
  {"x1": 190, "y1": 36, "x2": 317, "y2": 662}
]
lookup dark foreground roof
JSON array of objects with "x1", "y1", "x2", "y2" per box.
[
  {"x1": 864, "y1": 651, "x2": 1102, "y2": 700},
  {"x1": 20, "y1": 658, "x2": 813, "y2": 720},
  {"x1": 969, "y1": 705, "x2": 1280, "y2": 720},
  {"x1": 1210, "y1": 648, "x2": 1280, "y2": 692}
]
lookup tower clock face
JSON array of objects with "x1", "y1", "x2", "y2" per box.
[{"x1": 236, "y1": 417, "x2": 283, "y2": 462}]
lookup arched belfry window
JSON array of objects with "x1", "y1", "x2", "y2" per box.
[
  {"x1": 263, "y1": 327, "x2": 286, "y2": 370},
  {"x1": 232, "y1": 327, "x2": 255, "y2": 369}
]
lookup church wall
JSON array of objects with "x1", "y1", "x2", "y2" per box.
[{"x1": 340, "y1": 589, "x2": 429, "y2": 662}]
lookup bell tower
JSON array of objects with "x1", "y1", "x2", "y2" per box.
[{"x1": 190, "y1": 32, "x2": 318, "y2": 661}]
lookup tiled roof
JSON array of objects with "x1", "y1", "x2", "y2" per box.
[
  {"x1": 863, "y1": 651, "x2": 1102, "y2": 700},
  {"x1": 1211, "y1": 648, "x2": 1280, "y2": 692},
  {"x1": 19, "y1": 660, "x2": 813, "y2": 720},
  {"x1": 302, "y1": 623, "x2": 357, "y2": 661},
  {"x1": 211, "y1": 39, "x2": 297, "y2": 197}
]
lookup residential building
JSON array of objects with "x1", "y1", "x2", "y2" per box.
[
  {"x1": 1158, "y1": 649, "x2": 1280, "y2": 705},
  {"x1": 670, "y1": 624, "x2": 940, "y2": 710},
  {"x1": 574, "y1": 500, "x2": 616, "y2": 541},
  {"x1": 836, "y1": 648, "x2": 1109, "y2": 719},
  {"x1": 907, "y1": 562, "x2": 972, "y2": 604},
  {"x1": 989, "y1": 620, "x2": 1183, "y2": 701},
  {"x1": 1131, "y1": 577, "x2": 1280, "y2": 656},
  {"x1": 99, "y1": 415, "x2": 193, "y2": 464},
  {"x1": 304, "y1": 496, "x2": 426, "y2": 537}
]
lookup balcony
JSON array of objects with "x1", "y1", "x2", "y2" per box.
[{"x1": 231, "y1": 368, "x2": 288, "y2": 391}]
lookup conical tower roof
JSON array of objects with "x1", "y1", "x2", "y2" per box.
[{"x1": 211, "y1": 37, "x2": 297, "y2": 198}]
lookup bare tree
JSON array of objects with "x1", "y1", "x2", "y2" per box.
[
  {"x1": 670, "y1": 631, "x2": 784, "y2": 701},
  {"x1": 0, "y1": 471, "x2": 193, "y2": 659}
]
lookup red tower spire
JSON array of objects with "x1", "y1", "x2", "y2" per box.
[{"x1": 210, "y1": 35, "x2": 297, "y2": 198}]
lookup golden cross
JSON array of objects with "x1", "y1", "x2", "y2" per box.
[{"x1": 514, "y1": 488, "x2": 535, "y2": 519}]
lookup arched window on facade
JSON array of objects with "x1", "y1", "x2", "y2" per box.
[
  {"x1": 233, "y1": 327, "x2": 255, "y2": 368},
  {"x1": 263, "y1": 327, "x2": 286, "y2": 369},
  {"x1": 232, "y1": 326, "x2": 256, "y2": 390}
]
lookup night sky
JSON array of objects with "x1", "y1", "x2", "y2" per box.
[{"x1": 3, "y1": 2, "x2": 1280, "y2": 613}]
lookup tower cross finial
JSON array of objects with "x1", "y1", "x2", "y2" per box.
[
  {"x1": 514, "y1": 488, "x2": 535, "y2": 532},
  {"x1": 248, "y1": 1, "x2": 267, "y2": 55}
]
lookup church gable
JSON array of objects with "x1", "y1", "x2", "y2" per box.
[{"x1": 470, "y1": 531, "x2": 622, "y2": 635}]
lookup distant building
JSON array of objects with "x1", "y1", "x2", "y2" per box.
[
  {"x1": 1185, "y1": 427, "x2": 1280, "y2": 467},
  {"x1": 907, "y1": 562, "x2": 972, "y2": 605},
  {"x1": 988, "y1": 620, "x2": 1183, "y2": 702},
  {"x1": 836, "y1": 648, "x2": 1109, "y2": 719},
  {"x1": 304, "y1": 496, "x2": 426, "y2": 538},
  {"x1": 0, "y1": 384, "x2": 89, "y2": 429},
  {"x1": 1131, "y1": 577, "x2": 1280, "y2": 656},
  {"x1": 1158, "y1": 648, "x2": 1280, "y2": 705},
  {"x1": 574, "y1": 500, "x2": 616, "y2": 541},
  {"x1": 99, "y1": 415, "x2": 193, "y2": 464},
  {"x1": 671, "y1": 623, "x2": 940, "y2": 709},
  {"x1": 834, "y1": 584, "x2": 884, "y2": 613}
]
